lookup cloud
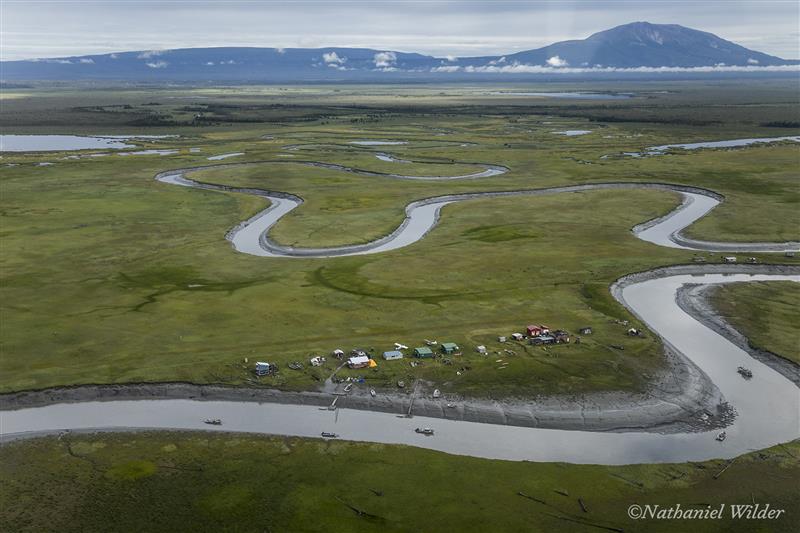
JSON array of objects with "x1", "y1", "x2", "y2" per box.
[
  {"x1": 206, "y1": 61, "x2": 215, "y2": 66},
  {"x1": 109, "y1": 53, "x2": 118, "y2": 59},
  {"x1": 444, "y1": 55, "x2": 457, "y2": 62},
  {"x1": 33, "y1": 58, "x2": 73, "y2": 64},
  {"x1": 137, "y1": 50, "x2": 163, "y2": 59},
  {"x1": 432, "y1": 65, "x2": 460, "y2": 72},
  {"x1": 322, "y1": 51, "x2": 346, "y2": 65},
  {"x1": 275, "y1": 47, "x2": 286, "y2": 54},
  {"x1": 747, "y1": 58, "x2": 760, "y2": 64},
  {"x1": 373, "y1": 51, "x2": 397, "y2": 68},
  {"x1": 79, "y1": 58, "x2": 94, "y2": 64},
  {"x1": 146, "y1": 60, "x2": 168, "y2": 68},
  {"x1": 546, "y1": 55, "x2": 568, "y2": 67},
  {"x1": 433, "y1": 62, "x2": 800, "y2": 74}
]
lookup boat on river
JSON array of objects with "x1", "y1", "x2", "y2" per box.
[
  {"x1": 321, "y1": 432, "x2": 339, "y2": 439},
  {"x1": 415, "y1": 427, "x2": 435, "y2": 436},
  {"x1": 716, "y1": 431, "x2": 726, "y2": 442},
  {"x1": 204, "y1": 418, "x2": 222, "y2": 425},
  {"x1": 737, "y1": 366, "x2": 753, "y2": 379}
]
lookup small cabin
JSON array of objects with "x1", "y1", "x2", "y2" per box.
[
  {"x1": 414, "y1": 346, "x2": 434, "y2": 358},
  {"x1": 511, "y1": 333, "x2": 524, "y2": 341},
  {"x1": 347, "y1": 355, "x2": 370, "y2": 369},
  {"x1": 383, "y1": 350, "x2": 404, "y2": 361},
  {"x1": 440, "y1": 342, "x2": 459, "y2": 354},
  {"x1": 527, "y1": 324, "x2": 550, "y2": 337},
  {"x1": 578, "y1": 327, "x2": 593, "y2": 335},
  {"x1": 498, "y1": 336, "x2": 507, "y2": 343},
  {"x1": 332, "y1": 349, "x2": 344, "y2": 358},
  {"x1": 255, "y1": 361, "x2": 272, "y2": 376},
  {"x1": 310, "y1": 356, "x2": 326, "y2": 367},
  {"x1": 530, "y1": 335, "x2": 555, "y2": 346},
  {"x1": 552, "y1": 330, "x2": 570, "y2": 344},
  {"x1": 476, "y1": 345, "x2": 487, "y2": 354}
]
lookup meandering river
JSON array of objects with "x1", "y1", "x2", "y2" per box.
[{"x1": 2, "y1": 143, "x2": 799, "y2": 464}]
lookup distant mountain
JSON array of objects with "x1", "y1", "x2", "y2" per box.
[
  {"x1": 461, "y1": 22, "x2": 793, "y2": 69},
  {"x1": 2, "y1": 22, "x2": 796, "y2": 82}
]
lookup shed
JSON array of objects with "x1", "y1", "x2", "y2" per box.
[
  {"x1": 476, "y1": 345, "x2": 487, "y2": 354},
  {"x1": 440, "y1": 342, "x2": 459, "y2": 354},
  {"x1": 578, "y1": 327, "x2": 593, "y2": 335},
  {"x1": 347, "y1": 355, "x2": 370, "y2": 369},
  {"x1": 255, "y1": 361, "x2": 272, "y2": 376},
  {"x1": 333, "y1": 349, "x2": 344, "y2": 358},
  {"x1": 511, "y1": 333, "x2": 524, "y2": 341},
  {"x1": 552, "y1": 330, "x2": 570, "y2": 343},
  {"x1": 530, "y1": 335, "x2": 555, "y2": 346},
  {"x1": 526, "y1": 324, "x2": 550, "y2": 337},
  {"x1": 414, "y1": 347, "x2": 434, "y2": 358},
  {"x1": 498, "y1": 336, "x2": 507, "y2": 343},
  {"x1": 383, "y1": 350, "x2": 404, "y2": 361}
]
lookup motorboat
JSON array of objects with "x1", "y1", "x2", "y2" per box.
[
  {"x1": 204, "y1": 418, "x2": 222, "y2": 425},
  {"x1": 415, "y1": 427, "x2": 435, "y2": 436},
  {"x1": 737, "y1": 366, "x2": 753, "y2": 379},
  {"x1": 716, "y1": 431, "x2": 726, "y2": 442},
  {"x1": 321, "y1": 432, "x2": 339, "y2": 438}
]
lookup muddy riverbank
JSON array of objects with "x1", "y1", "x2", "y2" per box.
[
  {"x1": 6, "y1": 265, "x2": 796, "y2": 434},
  {"x1": 677, "y1": 284, "x2": 800, "y2": 386}
]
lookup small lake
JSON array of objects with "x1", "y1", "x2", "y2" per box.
[
  {"x1": 0, "y1": 135, "x2": 176, "y2": 152},
  {"x1": 207, "y1": 152, "x2": 245, "y2": 161},
  {"x1": 552, "y1": 130, "x2": 592, "y2": 136},
  {"x1": 647, "y1": 136, "x2": 800, "y2": 152},
  {"x1": 350, "y1": 140, "x2": 408, "y2": 146},
  {"x1": 489, "y1": 92, "x2": 633, "y2": 100}
]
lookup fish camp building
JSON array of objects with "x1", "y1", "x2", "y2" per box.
[
  {"x1": 347, "y1": 355, "x2": 370, "y2": 369},
  {"x1": 383, "y1": 350, "x2": 404, "y2": 361},
  {"x1": 414, "y1": 346, "x2": 434, "y2": 358},
  {"x1": 440, "y1": 342, "x2": 459, "y2": 354}
]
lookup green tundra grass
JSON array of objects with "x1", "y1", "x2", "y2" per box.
[
  {"x1": 1, "y1": 81, "x2": 798, "y2": 396},
  {"x1": 1, "y1": 432, "x2": 798, "y2": 533},
  {"x1": 709, "y1": 281, "x2": 800, "y2": 364}
]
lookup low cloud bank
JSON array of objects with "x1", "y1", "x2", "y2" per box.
[{"x1": 431, "y1": 63, "x2": 800, "y2": 74}]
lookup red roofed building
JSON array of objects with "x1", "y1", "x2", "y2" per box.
[{"x1": 526, "y1": 324, "x2": 551, "y2": 337}]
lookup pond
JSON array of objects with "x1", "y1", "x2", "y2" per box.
[
  {"x1": 0, "y1": 134, "x2": 177, "y2": 152},
  {"x1": 489, "y1": 91, "x2": 633, "y2": 99}
]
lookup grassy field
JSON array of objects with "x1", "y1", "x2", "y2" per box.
[
  {"x1": 1, "y1": 81, "x2": 798, "y2": 397},
  {"x1": 1, "y1": 431, "x2": 798, "y2": 532},
  {"x1": 709, "y1": 281, "x2": 800, "y2": 364}
]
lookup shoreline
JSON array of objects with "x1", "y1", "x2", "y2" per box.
[
  {"x1": 677, "y1": 283, "x2": 800, "y2": 386},
  {"x1": 5, "y1": 265, "x2": 795, "y2": 435}
]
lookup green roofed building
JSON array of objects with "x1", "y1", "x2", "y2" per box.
[
  {"x1": 413, "y1": 346, "x2": 434, "y2": 358},
  {"x1": 440, "y1": 342, "x2": 459, "y2": 354}
]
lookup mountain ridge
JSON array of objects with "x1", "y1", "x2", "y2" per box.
[{"x1": 2, "y1": 22, "x2": 797, "y2": 81}]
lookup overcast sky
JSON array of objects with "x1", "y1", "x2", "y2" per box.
[{"x1": 2, "y1": 0, "x2": 798, "y2": 61}]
